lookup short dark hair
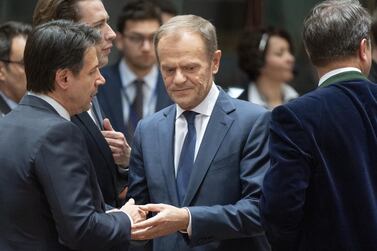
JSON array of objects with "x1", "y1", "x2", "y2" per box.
[
  {"x1": 153, "y1": 0, "x2": 178, "y2": 16},
  {"x1": 237, "y1": 27, "x2": 293, "y2": 81},
  {"x1": 117, "y1": 0, "x2": 162, "y2": 33},
  {"x1": 0, "y1": 21, "x2": 31, "y2": 62},
  {"x1": 32, "y1": 0, "x2": 91, "y2": 27},
  {"x1": 25, "y1": 20, "x2": 101, "y2": 93},
  {"x1": 303, "y1": 0, "x2": 370, "y2": 67}
]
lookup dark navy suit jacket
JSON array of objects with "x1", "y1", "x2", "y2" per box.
[
  {"x1": 97, "y1": 61, "x2": 172, "y2": 141},
  {"x1": 0, "y1": 95, "x2": 131, "y2": 251},
  {"x1": 71, "y1": 96, "x2": 126, "y2": 208},
  {"x1": 261, "y1": 72, "x2": 377, "y2": 250},
  {"x1": 128, "y1": 89, "x2": 271, "y2": 251}
]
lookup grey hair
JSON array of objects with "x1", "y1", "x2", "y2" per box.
[
  {"x1": 303, "y1": 0, "x2": 371, "y2": 66},
  {"x1": 153, "y1": 14, "x2": 218, "y2": 61}
]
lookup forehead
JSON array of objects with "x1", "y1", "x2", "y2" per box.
[
  {"x1": 268, "y1": 35, "x2": 289, "y2": 49},
  {"x1": 82, "y1": 46, "x2": 98, "y2": 69},
  {"x1": 10, "y1": 35, "x2": 27, "y2": 58},
  {"x1": 124, "y1": 19, "x2": 160, "y2": 33},
  {"x1": 76, "y1": 0, "x2": 108, "y2": 26},
  {"x1": 158, "y1": 31, "x2": 206, "y2": 57}
]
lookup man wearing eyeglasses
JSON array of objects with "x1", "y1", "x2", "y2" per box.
[
  {"x1": 98, "y1": 0, "x2": 172, "y2": 145},
  {"x1": 0, "y1": 21, "x2": 31, "y2": 117}
]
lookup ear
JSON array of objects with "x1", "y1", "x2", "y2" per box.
[
  {"x1": 359, "y1": 38, "x2": 371, "y2": 63},
  {"x1": 115, "y1": 32, "x2": 124, "y2": 51},
  {"x1": 211, "y1": 50, "x2": 222, "y2": 74},
  {"x1": 55, "y1": 68, "x2": 71, "y2": 91}
]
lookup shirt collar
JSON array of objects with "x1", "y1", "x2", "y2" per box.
[
  {"x1": 119, "y1": 58, "x2": 158, "y2": 90},
  {"x1": 176, "y1": 83, "x2": 219, "y2": 119},
  {"x1": 318, "y1": 67, "x2": 361, "y2": 86},
  {"x1": 28, "y1": 92, "x2": 71, "y2": 121},
  {"x1": 0, "y1": 91, "x2": 18, "y2": 109}
]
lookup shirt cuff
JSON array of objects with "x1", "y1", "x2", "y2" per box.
[
  {"x1": 106, "y1": 208, "x2": 134, "y2": 226},
  {"x1": 179, "y1": 207, "x2": 192, "y2": 237}
]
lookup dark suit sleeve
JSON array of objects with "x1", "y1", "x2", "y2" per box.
[
  {"x1": 189, "y1": 111, "x2": 270, "y2": 246},
  {"x1": 34, "y1": 121, "x2": 131, "y2": 251},
  {"x1": 260, "y1": 105, "x2": 313, "y2": 250}
]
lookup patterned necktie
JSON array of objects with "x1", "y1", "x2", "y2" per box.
[
  {"x1": 127, "y1": 79, "x2": 144, "y2": 143},
  {"x1": 176, "y1": 111, "x2": 197, "y2": 204}
]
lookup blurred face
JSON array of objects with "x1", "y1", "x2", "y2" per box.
[
  {"x1": 76, "y1": 0, "x2": 116, "y2": 67},
  {"x1": 158, "y1": 31, "x2": 221, "y2": 110},
  {"x1": 0, "y1": 35, "x2": 27, "y2": 102},
  {"x1": 117, "y1": 19, "x2": 160, "y2": 74},
  {"x1": 260, "y1": 35, "x2": 295, "y2": 83},
  {"x1": 67, "y1": 46, "x2": 105, "y2": 115}
]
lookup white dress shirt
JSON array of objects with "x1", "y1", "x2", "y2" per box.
[
  {"x1": 119, "y1": 59, "x2": 159, "y2": 124},
  {"x1": 0, "y1": 90, "x2": 18, "y2": 110},
  {"x1": 174, "y1": 83, "x2": 219, "y2": 176},
  {"x1": 28, "y1": 92, "x2": 70, "y2": 121}
]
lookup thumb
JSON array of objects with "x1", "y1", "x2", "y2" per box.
[
  {"x1": 125, "y1": 198, "x2": 135, "y2": 206},
  {"x1": 103, "y1": 118, "x2": 114, "y2": 131}
]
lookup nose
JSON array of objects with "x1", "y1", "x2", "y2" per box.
[
  {"x1": 140, "y1": 38, "x2": 153, "y2": 51},
  {"x1": 287, "y1": 51, "x2": 295, "y2": 64},
  {"x1": 96, "y1": 71, "x2": 106, "y2": 86},
  {"x1": 104, "y1": 23, "x2": 116, "y2": 42},
  {"x1": 173, "y1": 69, "x2": 186, "y2": 84}
]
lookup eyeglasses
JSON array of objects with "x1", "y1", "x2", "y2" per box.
[
  {"x1": 0, "y1": 58, "x2": 24, "y2": 66},
  {"x1": 123, "y1": 33, "x2": 155, "y2": 47}
]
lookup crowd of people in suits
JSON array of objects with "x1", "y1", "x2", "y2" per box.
[{"x1": 1, "y1": 0, "x2": 377, "y2": 250}]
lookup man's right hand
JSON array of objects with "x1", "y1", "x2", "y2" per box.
[{"x1": 120, "y1": 198, "x2": 146, "y2": 224}]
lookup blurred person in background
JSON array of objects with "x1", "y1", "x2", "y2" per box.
[
  {"x1": 153, "y1": 0, "x2": 178, "y2": 23},
  {"x1": 235, "y1": 27, "x2": 298, "y2": 110},
  {"x1": 98, "y1": 0, "x2": 172, "y2": 145},
  {"x1": 0, "y1": 21, "x2": 31, "y2": 117}
]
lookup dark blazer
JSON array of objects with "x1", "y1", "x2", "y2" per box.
[
  {"x1": 97, "y1": 61, "x2": 172, "y2": 140},
  {"x1": 261, "y1": 72, "x2": 377, "y2": 250},
  {"x1": 128, "y1": 89, "x2": 271, "y2": 251},
  {"x1": 71, "y1": 97, "x2": 126, "y2": 208},
  {"x1": 0, "y1": 95, "x2": 131, "y2": 251}
]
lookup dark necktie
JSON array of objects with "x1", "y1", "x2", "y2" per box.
[
  {"x1": 176, "y1": 111, "x2": 197, "y2": 204},
  {"x1": 127, "y1": 79, "x2": 144, "y2": 143}
]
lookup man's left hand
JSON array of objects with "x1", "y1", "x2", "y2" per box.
[{"x1": 131, "y1": 203, "x2": 189, "y2": 240}]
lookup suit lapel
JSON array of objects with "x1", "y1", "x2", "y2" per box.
[
  {"x1": 158, "y1": 106, "x2": 180, "y2": 206},
  {"x1": 74, "y1": 112, "x2": 116, "y2": 172},
  {"x1": 183, "y1": 91, "x2": 235, "y2": 206}
]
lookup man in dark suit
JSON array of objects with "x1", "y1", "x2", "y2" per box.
[
  {"x1": 98, "y1": 0, "x2": 172, "y2": 144},
  {"x1": 127, "y1": 15, "x2": 271, "y2": 251},
  {"x1": 0, "y1": 21, "x2": 31, "y2": 117},
  {"x1": 260, "y1": 1, "x2": 377, "y2": 250},
  {"x1": 0, "y1": 20, "x2": 144, "y2": 251},
  {"x1": 33, "y1": 0, "x2": 131, "y2": 207}
]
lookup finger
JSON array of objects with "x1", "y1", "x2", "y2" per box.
[
  {"x1": 125, "y1": 198, "x2": 135, "y2": 206},
  {"x1": 131, "y1": 226, "x2": 155, "y2": 240},
  {"x1": 101, "y1": 131, "x2": 124, "y2": 140},
  {"x1": 138, "y1": 204, "x2": 166, "y2": 212},
  {"x1": 103, "y1": 118, "x2": 114, "y2": 131},
  {"x1": 132, "y1": 214, "x2": 161, "y2": 231}
]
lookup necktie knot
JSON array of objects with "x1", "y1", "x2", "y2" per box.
[{"x1": 183, "y1": 111, "x2": 197, "y2": 126}]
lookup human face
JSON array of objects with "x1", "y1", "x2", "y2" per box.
[
  {"x1": 0, "y1": 35, "x2": 27, "y2": 102},
  {"x1": 157, "y1": 31, "x2": 221, "y2": 110},
  {"x1": 117, "y1": 20, "x2": 160, "y2": 75},
  {"x1": 67, "y1": 46, "x2": 105, "y2": 115},
  {"x1": 76, "y1": 0, "x2": 116, "y2": 67},
  {"x1": 260, "y1": 35, "x2": 295, "y2": 83}
]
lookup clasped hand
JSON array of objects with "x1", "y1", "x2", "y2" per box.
[{"x1": 130, "y1": 203, "x2": 190, "y2": 240}]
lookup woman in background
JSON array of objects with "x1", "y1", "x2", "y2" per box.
[{"x1": 236, "y1": 27, "x2": 298, "y2": 109}]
